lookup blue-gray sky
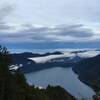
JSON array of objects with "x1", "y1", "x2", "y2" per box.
[{"x1": 0, "y1": 0, "x2": 100, "y2": 51}]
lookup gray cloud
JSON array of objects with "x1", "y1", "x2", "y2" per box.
[
  {"x1": 52, "y1": 24, "x2": 93, "y2": 37},
  {"x1": 0, "y1": 4, "x2": 14, "y2": 32},
  {"x1": 0, "y1": 4, "x2": 14, "y2": 22},
  {"x1": 0, "y1": 23, "x2": 11, "y2": 30},
  {"x1": 0, "y1": 24, "x2": 95, "y2": 43},
  {"x1": 19, "y1": 24, "x2": 93, "y2": 37}
]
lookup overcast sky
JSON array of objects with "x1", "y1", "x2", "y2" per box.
[{"x1": 0, "y1": 0, "x2": 100, "y2": 51}]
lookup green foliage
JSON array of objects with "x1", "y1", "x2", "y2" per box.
[
  {"x1": 91, "y1": 80, "x2": 100, "y2": 100},
  {"x1": 45, "y1": 85, "x2": 76, "y2": 100},
  {"x1": 0, "y1": 45, "x2": 12, "y2": 74}
]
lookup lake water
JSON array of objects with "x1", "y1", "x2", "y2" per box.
[{"x1": 25, "y1": 67, "x2": 95, "y2": 100}]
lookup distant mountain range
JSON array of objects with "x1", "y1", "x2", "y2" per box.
[{"x1": 11, "y1": 51, "x2": 83, "y2": 73}]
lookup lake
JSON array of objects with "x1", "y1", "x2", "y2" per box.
[{"x1": 25, "y1": 67, "x2": 95, "y2": 100}]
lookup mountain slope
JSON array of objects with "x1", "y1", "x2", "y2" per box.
[{"x1": 73, "y1": 54, "x2": 100, "y2": 86}]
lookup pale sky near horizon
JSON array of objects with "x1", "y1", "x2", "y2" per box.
[{"x1": 0, "y1": 0, "x2": 100, "y2": 50}]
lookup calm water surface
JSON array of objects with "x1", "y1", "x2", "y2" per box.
[{"x1": 25, "y1": 67, "x2": 95, "y2": 100}]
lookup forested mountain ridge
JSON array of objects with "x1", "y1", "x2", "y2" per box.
[{"x1": 73, "y1": 54, "x2": 100, "y2": 86}]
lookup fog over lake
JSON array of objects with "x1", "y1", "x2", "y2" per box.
[{"x1": 25, "y1": 67, "x2": 95, "y2": 100}]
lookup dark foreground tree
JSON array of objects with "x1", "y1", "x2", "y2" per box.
[
  {"x1": 0, "y1": 45, "x2": 12, "y2": 73},
  {"x1": 92, "y1": 81, "x2": 100, "y2": 100}
]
